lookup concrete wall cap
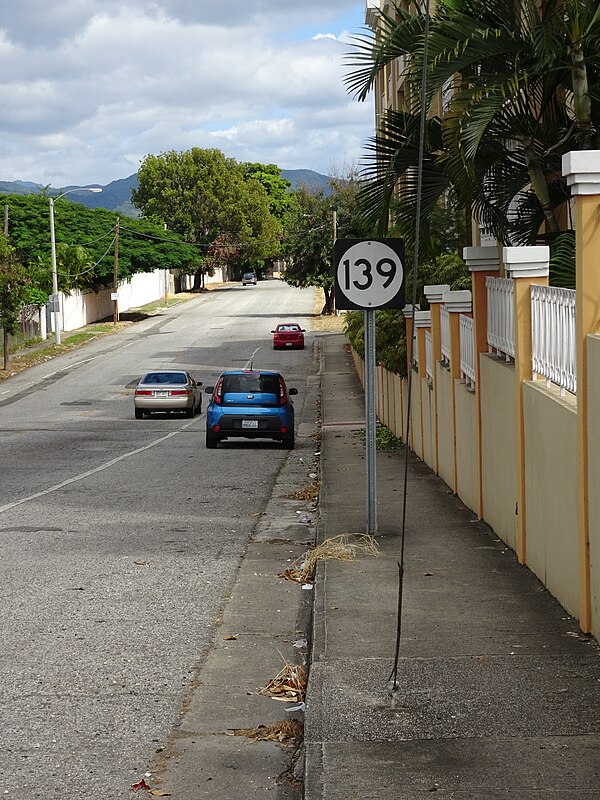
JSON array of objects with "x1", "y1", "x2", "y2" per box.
[
  {"x1": 463, "y1": 245, "x2": 501, "y2": 272},
  {"x1": 503, "y1": 245, "x2": 549, "y2": 277},
  {"x1": 562, "y1": 150, "x2": 600, "y2": 195},
  {"x1": 402, "y1": 304, "x2": 420, "y2": 318},
  {"x1": 442, "y1": 290, "x2": 472, "y2": 312},
  {"x1": 424, "y1": 284, "x2": 450, "y2": 302},
  {"x1": 414, "y1": 310, "x2": 431, "y2": 328}
]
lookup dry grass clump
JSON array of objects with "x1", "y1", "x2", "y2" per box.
[
  {"x1": 230, "y1": 719, "x2": 303, "y2": 746},
  {"x1": 282, "y1": 534, "x2": 379, "y2": 584},
  {"x1": 259, "y1": 662, "x2": 307, "y2": 703},
  {"x1": 285, "y1": 481, "x2": 320, "y2": 502}
]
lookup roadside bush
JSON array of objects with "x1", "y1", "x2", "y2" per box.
[{"x1": 344, "y1": 309, "x2": 407, "y2": 377}]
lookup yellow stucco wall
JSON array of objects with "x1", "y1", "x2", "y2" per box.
[
  {"x1": 376, "y1": 366, "x2": 384, "y2": 423},
  {"x1": 455, "y1": 381, "x2": 479, "y2": 514},
  {"x1": 401, "y1": 376, "x2": 409, "y2": 443},
  {"x1": 523, "y1": 381, "x2": 579, "y2": 618},
  {"x1": 421, "y1": 378, "x2": 435, "y2": 469},
  {"x1": 410, "y1": 369, "x2": 423, "y2": 458},
  {"x1": 436, "y1": 363, "x2": 455, "y2": 488},
  {"x1": 480, "y1": 354, "x2": 517, "y2": 550},
  {"x1": 586, "y1": 335, "x2": 600, "y2": 637}
]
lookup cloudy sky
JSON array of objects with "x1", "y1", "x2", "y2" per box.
[{"x1": 0, "y1": 1, "x2": 375, "y2": 186}]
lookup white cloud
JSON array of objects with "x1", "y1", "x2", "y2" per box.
[{"x1": 0, "y1": 1, "x2": 374, "y2": 185}]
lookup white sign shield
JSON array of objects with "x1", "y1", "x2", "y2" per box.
[{"x1": 334, "y1": 238, "x2": 405, "y2": 310}]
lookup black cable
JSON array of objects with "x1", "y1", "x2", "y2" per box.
[{"x1": 388, "y1": 0, "x2": 431, "y2": 699}]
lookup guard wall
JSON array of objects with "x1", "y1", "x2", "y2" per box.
[
  {"x1": 586, "y1": 335, "x2": 600, "y2": 630},
  {"x1": 454, "y1": 382, "x2": 479, "y2": 515},
  {"x1": 480, "y1": 354, "x2": 517, "y2": 551},
  {"x1": 523, "y1": 381, "x2": 579, "y2": 618}
]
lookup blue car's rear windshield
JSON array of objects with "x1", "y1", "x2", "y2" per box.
[
  {"x1": 222, "y1": 373, "x2": 279, "y2": 394},
  {"x1": 142, "y1": 372, "x2": 187, "y2": 385}
]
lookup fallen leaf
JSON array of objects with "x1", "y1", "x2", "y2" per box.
[
  {"x1": 223, "y1": 635, "x2": 237, "y2": 641},
  {"x1": 149, "y1": 792, "x2": 172, "y2": 797},
  {"x1": 131, "y1": 778, "x2": 152, "y2": 791},
  {"x1": 423, "y1": 571, "x2": 434, "y2": 576}
]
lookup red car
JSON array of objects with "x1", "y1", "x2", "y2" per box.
[{"x1": 272, "y1": 323, "x2": 305, "y2": 350}]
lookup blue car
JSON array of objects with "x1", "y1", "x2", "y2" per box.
[{"x1": 204, "y1": 370, "x2": 298, "y2": 449}]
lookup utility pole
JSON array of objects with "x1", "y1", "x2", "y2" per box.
[
  {"x1": 3, "y1": 205, "x2": 8, "y2": 367},
  {"x1": 113, "y1": 217, "x2": 119, "y2": 325},
  {"x1": 164, "y1": 223, "x2": 169, "y2": 305},
  {"x1": 333, "y1": 210, "x2": 338, "y2": 315}
]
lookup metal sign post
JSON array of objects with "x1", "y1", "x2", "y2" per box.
[
  {"x1": 333, "y1": 238, "x2": 406, "y2": 535},
  {"x1": 364, "y1": 308, "x2": 377, "y2": 533}
]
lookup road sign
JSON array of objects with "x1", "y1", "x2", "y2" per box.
[{"x1": 334, "y1": 238, "x2": 405, "y2": 310}]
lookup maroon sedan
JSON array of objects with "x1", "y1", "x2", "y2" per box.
[{"x1": 272, "y1": 323, "x2": 306, "y2": 350}]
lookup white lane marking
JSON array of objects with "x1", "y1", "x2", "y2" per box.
[
  {"x1": 0, "y1": 419, "x2": 196, "y2": 515},
  {"x1": 244, "y1": 347, "x2": 261, "y2": 369}
]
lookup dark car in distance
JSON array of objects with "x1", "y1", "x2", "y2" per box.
[
  {"x1": 204, "y1": 370, "x2": 298, "y2": 449},
  {"x1": 242, "y1": 272, "x2": 257, "y2": 285}
]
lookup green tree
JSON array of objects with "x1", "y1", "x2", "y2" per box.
[
  {"x1": 2, "y1": 194, "x2": 199, "y2": 293},
  {"x1": 133, "y1": 148, "x2": 283, "y2": 288},
  {"x1": 0, "y1": 237, "x2": 31, "y2": 369},
  {"x1": 241, "y1": 163, "x2": 294, "y2": 221},
  {"x1": 284, "y1": 176, "x2": 375, "y2": 314}
]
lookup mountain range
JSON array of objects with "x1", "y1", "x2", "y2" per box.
[{"x1": 0, "y1": 169, "x2": 332, "y2": 217}]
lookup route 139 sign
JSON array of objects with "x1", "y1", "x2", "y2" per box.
[{"x1": 333, "y1": 238, "x2": 405, "y2": 310}]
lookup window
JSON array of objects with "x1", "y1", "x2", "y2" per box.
[
  {"x1": 222, "y1": 373, "x2": 280, "y2": 394},
  {"x1": 142, "y1": 372, "x2": 186, "y2": 385}
]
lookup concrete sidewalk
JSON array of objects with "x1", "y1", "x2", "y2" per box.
[{"x1": 305, "y1": 333, "x2": 600, "y2": 799}]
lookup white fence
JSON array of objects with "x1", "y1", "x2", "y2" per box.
[
  {"x1": 440, "y1": 304, "x2": 450, "y2": 364},
  {"x1": 425, "y1": 330, "x2": 433, "y2": 381},
  {"x1": 531, "y1": 284, "x2": 577, "y2": 394},
  {"x1": 459, "y1": 314, "x2": 476, "y2": 387},
  {"x1": 486, "y1": 276, "x2": 515, "y2": 358}
]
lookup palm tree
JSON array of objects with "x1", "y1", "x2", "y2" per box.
[{"x1": 345, "y1": 0, "x2": 600, "y2": 248}]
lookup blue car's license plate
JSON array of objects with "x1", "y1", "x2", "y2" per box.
[{"x1": 242, "y1": 419, "x2": 259, "y2": 429}]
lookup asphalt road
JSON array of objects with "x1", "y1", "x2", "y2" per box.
[{"x1": 0, "y1": 281, "x2": 316, "y2": 799}]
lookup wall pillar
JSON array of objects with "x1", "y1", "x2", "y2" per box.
[
  {"x1": 463, "y1": 247, "x2": 501, "y2": 518},
  {"x1": 403, "y1": 304, "x2": 419, "y2": 449},
  {"x1": 503, "y1": 246, "x2": 550, "y2": 566},
  {"x1": 562, "y1": 150, "x2": 600, "y2": 632},
  {"x1": 424, "y1": 284, "x2": 450, "y2": 474},
  {"x1": 414, "y1": 310, "x2": 432, "y2": 460},
  {"x1": 442, "y1": 290, "x2": 473, "y2": 494}
]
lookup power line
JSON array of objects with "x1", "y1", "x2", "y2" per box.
[
  {"x1": 387, "y1": 0, "x2": 431, "y2": 706},
  {"x1": 56, "y1": 234, "x2": 117, "y2": 279}
]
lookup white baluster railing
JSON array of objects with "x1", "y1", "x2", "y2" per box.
[
  {"x1": 531, "y1": 284, "x2": 577, "y2": 394},
  {"x1": 486, "y1": 276, "x2": 515, "y2": 358},
  {"x1": 411, "y1": 326, "x2": 418, "y2": 368},
  {"x1": 440, "y1": 304, "x2": 450, "y2": 364},
  {"x1": 425, "y1": 329, "x2": 433, "y2": 381},
  {"x1": 459, "y1": 314, "x2": 476, "y2": 387}
]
